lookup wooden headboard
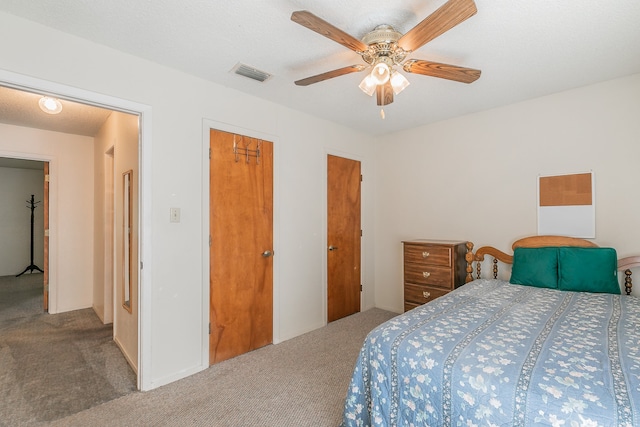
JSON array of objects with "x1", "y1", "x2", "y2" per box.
[{"x1": 464, "y1": 236, "x2": 635, "y2": 295}]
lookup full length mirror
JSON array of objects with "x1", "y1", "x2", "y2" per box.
[{"x1": 122, "y1": 170, "x2": 132, "y2": 312}]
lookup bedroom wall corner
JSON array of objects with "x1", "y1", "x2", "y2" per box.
[{"x1": 373, "y1": 72, "x2": 640, "y2": 309}]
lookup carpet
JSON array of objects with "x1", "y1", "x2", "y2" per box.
[
  {"x1": 0, "y1": 274, "x2": 137, "y2": 426},
  {"x1": 50, "y1": 308, "x2": 398, "y2": 427}
]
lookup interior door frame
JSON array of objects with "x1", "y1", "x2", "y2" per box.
[
  {"x1": 43, "y1": 161, "x2": 49, "y2": 312},
  {"x1": 0, "y1": 69, "x2": 153, "y2": 391},
  {"x1": 323, "y1": 149, "x2": 367, "y2": 325},
  {"x1": 201, "y1": 120, "x2": 281, "y2": 365},
  {"x1": 0, "y1": 152, "x2": 52, "y2": 303}
]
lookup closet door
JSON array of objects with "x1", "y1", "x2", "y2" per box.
[
  {"x1": 209, "y1": 129, "x2": 273, "y2": 364},
  {"x1": 327, "y1": 154, "x2": 361, "y2": 322}
]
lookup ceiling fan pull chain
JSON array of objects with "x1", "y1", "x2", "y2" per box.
[{"x1": 380, "y1": 108, "x2": 385, "y2": 120}]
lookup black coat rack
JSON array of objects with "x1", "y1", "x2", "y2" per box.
[{"x1": 16, "y1": 194, "x2": 44, "y2": 277}]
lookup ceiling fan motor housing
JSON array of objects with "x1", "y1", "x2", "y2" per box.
[{"x1": 361, "y1": 25, "x2": 407, "y2": 65}]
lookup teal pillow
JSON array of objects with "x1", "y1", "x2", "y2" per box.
[
  {"x1": 509, "y1": 247, "x2": 559, "y2": 289},
  {"x1": 558, "y1": 247, "x2": 620, "y2": 294}
]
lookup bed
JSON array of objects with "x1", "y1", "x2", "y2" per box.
[{"x1": 341, "y1": 236, "x2": 640, "y2": 426}]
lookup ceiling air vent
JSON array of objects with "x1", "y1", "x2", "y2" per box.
[{"x1": 231, "y1": 63, "x2": 272, "y2": 83}]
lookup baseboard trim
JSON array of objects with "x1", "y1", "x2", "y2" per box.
[
  {"x1": 275, "y1": 320, "x2": 325, "y2": 344},
  {"x1": 144, "y1": 364, "x2": 207, "y2": 391},
  {"x1": 372, "y1": 303, "x2": 402, "y2": 315}
]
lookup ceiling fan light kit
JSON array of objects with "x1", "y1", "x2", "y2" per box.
[{"x1": 291, "y1": 0, "x2": 481, "y2": 114}]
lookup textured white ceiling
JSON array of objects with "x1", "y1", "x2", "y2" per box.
[
  {"x1": 0, "y1": 0, "x2": 639, "y2": 136},
  {"x1": 0, "y1": 85, "x2": 113, "y2": 137}
]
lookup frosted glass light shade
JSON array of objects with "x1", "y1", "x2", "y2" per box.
[
  {"x1": 359, "y1": 74, "x2": 377, "y2": 96},
  {"x1": 390, "y1": 72, "x2": 410, "y2": 95},
  {"x1": 371, "y1": 62, "x2": 390, "y2": 85}
]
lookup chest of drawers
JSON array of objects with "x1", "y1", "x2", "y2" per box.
[{"x1": 402, "y1": 239, "x2": 468, "y2": 312}]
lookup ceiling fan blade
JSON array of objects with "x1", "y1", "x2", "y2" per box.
[
  {"x1": 398, "y1": 0, "x2": 477, "y2": 52},
  {"x1": 295, "y1": 65, "x2": 367, "y2": 86},
  {"x1": 376, "y1": 81, "x2": 394, "y2": 106},
  {"x1": 403, "y1": 59, "x2": 480, "y2": 83},
  {"x1": 291, "y1": 10, "x2": 369, "y2": 53}
]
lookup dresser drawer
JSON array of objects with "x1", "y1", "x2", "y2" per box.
[
  {"x1": 404, "y1": 264, "x2": 453, "y2": 288},
  {"x1": 404, "y1": 284, "x2": 449, "y2": 305},
  {"x1": 404, "y1": 244, "x2": 452, "y2": 267},
  {"x1": 402, "y1": 239, "x2": 468, "y2": 312}
]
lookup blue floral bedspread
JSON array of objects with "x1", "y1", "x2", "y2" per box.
[{"x1": 341, "y1": 279, "x2": 640, "y2": 427}]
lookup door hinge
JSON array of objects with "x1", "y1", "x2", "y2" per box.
[
  {"x1": 209, "y1": 148, "x2": 211, "y2": 159},
  {"x1": 44, "y1": 174, "x2": 50, "y2": 182},
  {"x1": 361, "y1": 229, "x2": 363, "y2": 237},
  {"x1": 360, "y1": 284, "x2": 363, "y2": 291},
  {"x1": 360, "y1": 174, "x2": 363, "y2": 182},
  {"x1": 209, "y1": 235, "x2": 212, "y2": 246},
  {"x1": 140, "y1": 261, "x2": 143, "y2": 270},
  {"x1": 208, "y1": 323, "x2": 211, "y2": 334}
]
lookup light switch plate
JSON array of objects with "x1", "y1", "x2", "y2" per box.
[{"x1": 170, "y1": 207, "x2": 180, "y2": 223}]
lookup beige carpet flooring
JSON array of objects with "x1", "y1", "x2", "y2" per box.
[{"x1": 49, "y1": 307, "x2": 398, "y2": 427}]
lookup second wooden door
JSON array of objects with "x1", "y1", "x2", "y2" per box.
[{"x1": 327, "y1": 155, "x2": 361, "y2": 322}]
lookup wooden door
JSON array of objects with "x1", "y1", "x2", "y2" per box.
[
  {"x1": 43, "y1": 162, "x2": 49, "y2": 312},
  {"x1": 209, "y1": 129, "x2": 273, "y2": 365},
  {"x1": 327, "y1": 155, "x2": 361, "y2": 322}
]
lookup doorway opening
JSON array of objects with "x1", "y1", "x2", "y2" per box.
[
  {"x1": 0, "y1": 72, "x2": 151, "y2": 392},
  {"x1": 0, "y1": 157, "x2": 46, "y2": 309}
]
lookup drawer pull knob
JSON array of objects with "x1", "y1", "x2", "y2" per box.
[
  {"x1": 422, "y1": 251, "x2": 430, "y2": 258},
  {"x1": 423, "y1": 291, "x2": 431, "y2": 299},
  {"x1": 422, "y1": 272, "x2": 430, "y2": 278}
]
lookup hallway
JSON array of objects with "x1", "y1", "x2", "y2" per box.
[{"x1": 0, "y1": 273, "x2": 136, "y2": 425}]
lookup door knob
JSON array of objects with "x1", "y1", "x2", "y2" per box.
[
  {"x1": 262, "y1": 250, "x2": 273, "y2": 257},
  {"x1": 328, "y1": 245, "x2": 338, "y2": 251}
]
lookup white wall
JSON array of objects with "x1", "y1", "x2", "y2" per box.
[
  {"x1": 374, "y1": 73, "x2": 640, "y2": 311},
  {"x1": 0, "y1": 124, "x2": 95, "y2": 312},
  {"x1": 92, "y1": 123, "x2": 113, "y2": 324},
  {"x1": 0, "y1": 11, "x2": 375, "y2": 390},
  {"x1": 0, "y1": 166, "x2": 44, "y2": 276}
]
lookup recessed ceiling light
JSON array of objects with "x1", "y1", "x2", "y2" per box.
[{"x1": 38, "y1": 96, "x2": 63, "y2": 114}]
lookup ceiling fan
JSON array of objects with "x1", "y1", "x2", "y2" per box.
[{"x1": 291, "y1": 0, "x2": 481, "y2": 110}]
